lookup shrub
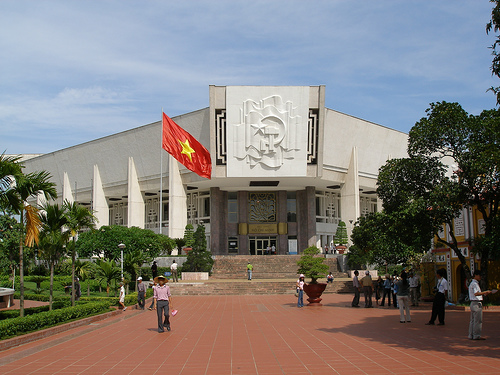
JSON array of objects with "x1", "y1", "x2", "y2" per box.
[
  {"x1": 297, "y1": 246, "x2": 329, "y2": 283},
  {"x1": 0, "y1": 301, "x2": 112, "y2": 339}
]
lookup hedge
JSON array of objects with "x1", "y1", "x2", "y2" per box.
[
  {"x1": 0, "y1": 301, "x2": 71, "y2": 320},
  {"x1": 0, "y1": 301, "x2": 112, "y2": 340}
]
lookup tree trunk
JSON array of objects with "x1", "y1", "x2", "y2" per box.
[
  {"x1": 71, "y1": 249, "x2": 76, "y2": 307},
  {"x1": 18, "y1": 225, "x2": 24, "y2": 317},
  {"x1": 49, "y1": 263, "x2": 54, "y2": 311}
]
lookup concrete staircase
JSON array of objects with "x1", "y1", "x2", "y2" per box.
[
  {"x1": 164, "y1": 255, "x2": 353, "y2": 296},
  {"x1": 211, "y1": 255, "x2": 346, "y2": 279},
  {"x1": 168, "y1": 280, "x2": 353, "y2": 296}
]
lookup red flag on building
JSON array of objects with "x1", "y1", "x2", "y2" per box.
[{"x1": 162, "y1": 113, "x2": 212, "y2": 179}]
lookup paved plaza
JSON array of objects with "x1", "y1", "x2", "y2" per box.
[{"x1": 0, "y1": 293, "x2": 499, "y2": 375}]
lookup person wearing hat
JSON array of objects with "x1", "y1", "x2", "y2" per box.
[
  {"x1": 137, "y1": 276, "x2": 146, "y2": 310},
  {"x1": 361, "y1": 270, "x2": 373, "y2": 308},
  {"x1": 118, "y1": 282, "x2": 127, "y2": 311},
  {"x1": 296, "y1": 274, "x2": 306, "y2": 308},
  {"x1": 153, "y1": 275, "x2": 172, "y2": 332}
]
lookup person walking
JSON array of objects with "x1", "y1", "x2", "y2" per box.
[
  {"x1": 361, "y1": 270, "x2": 373, "y2": 308},
  {"x1": 396, "y1": 271, "x2": 411, "y2": 323},
  {"x1": 148, "y1": 281, "x2": 157, "y2": 311},
  {"x1": 171, "y1": 260, "x2": 178, "y2": 282},
  {"x1": 468, "y1": 270, "x2": 492, "y2": 340},
  {"x1": 137, "y1": 277, "x2": 146, "y2": 310},
  {"x1": 118, "y1": 282, "x2": 127, "y2": 311},
  {"x1": 352, "y1": 270, "x2": 360, "y2": 307},
  {"x1": 153, "y1": 275, "x2": 172, "y2": 332},
  {"x1": 151, "y1": 261, "x2": 158, "y2": 279},
  {"x1": 74, "y1": 277, "x2": 81, "y2": 301},
  {"x1": 297, "y1": 274, "x2": 306, "y2": 308},
  {"x1": 247, "y1": 262, "x2": 253, "y2": 280},
  {"x1": 380, "y1": 274, "x2": 392, "y2": 307},
  {"x1": 409, "y1": 272, "x2": 420, "y2": 307},
  {"x1": 426, "y1": 268, "x2": 448, "y2": 326}
]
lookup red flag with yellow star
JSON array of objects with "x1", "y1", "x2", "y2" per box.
[{"x1": 162, "y1": 113, "x2": 212, "y2": 179}]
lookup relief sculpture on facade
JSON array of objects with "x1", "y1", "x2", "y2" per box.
[{"x1": 234, "y1": 95, "x2": 301, "y2": 169}]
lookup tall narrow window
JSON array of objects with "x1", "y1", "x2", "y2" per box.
[
  {"x1": 287, "y1": 192, "x2": 297, "y2": 222},
  {"x1": 228, "y1": 192, "x2": 238, "y2": 223}
]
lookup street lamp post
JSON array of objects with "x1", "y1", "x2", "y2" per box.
[{"x1": 118, "y1": 243, "x2": 126, "y2": 281}]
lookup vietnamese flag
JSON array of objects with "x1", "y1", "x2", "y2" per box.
[{"x1": 162, "y1": 113, "x2": 212, "y2": 179}]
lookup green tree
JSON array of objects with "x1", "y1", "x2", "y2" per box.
[
  {"x1": 123, "y1": 248, "x2": 152, "y2": 291},
  {"x1": 182, "y1": 224, "x2": 213, "y2": 273},
  {"x1": 334, "y1": 221, "x2": 348, "y2": 246},
  {"x1": 95, "y1": 259, "x2": 121, "y2": 297},
  {"x1": 184, "y1": 224, "x2": 195, "y2": 247},
  {"x1": 407, "y1": 102, "x2": 500, "y2": 282},
  {"x1": 296, "y1": 246, "x2": 329, "y2": 284},
  {"x1": 0, "y1": 215, "x2": 22, "y2": 282},
  {"x1": 63, "y1": 200, "x2": 96, "y2": 306},
  {"x1": 75, "y1": 225, "x2": 167, "y2": 261},
  {"x1": 9, "y1": 170, "x2": 57, "y2": 316},
  {"x1": 487, "y1": 0, "x2": 500, "y2": 104}
]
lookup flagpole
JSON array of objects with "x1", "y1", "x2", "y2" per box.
[{"x1": 159, "y1": 108, "x2": 163, "y2": 235}]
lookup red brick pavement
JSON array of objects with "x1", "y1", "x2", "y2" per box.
[{"x1": 0, "y1": 294, "x2": 499, "y2": 375}]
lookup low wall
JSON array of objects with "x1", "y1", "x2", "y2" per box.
[
  {"x1": 0, "y1": 288, "x2": 15, "y2": 308},
  {"x1": 181, "y1": 272, "x2": 209, "y2": 281}
]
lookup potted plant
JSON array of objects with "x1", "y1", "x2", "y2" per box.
[
  {"x1": 183, "y1": 224, "x2": 194, "y2": 253},
  {"x1": 297, "y1": 246, "x2": 329, "y2": 305},
  {"x1": 335, "y1": 221, "x2": 348, "y2": 254}
]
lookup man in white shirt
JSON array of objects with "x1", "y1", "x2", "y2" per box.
[
  {"x1": 468, "y1": 270, "x2": 492, "y2": 340},
  {"x1": 426, "y1": 268, "x2": 448, "y2": 325},
  {"x1": 171, "y1": 260, "x2": 178, "y2": 282}
]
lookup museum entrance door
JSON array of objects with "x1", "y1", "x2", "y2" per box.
[{"x1": 249, "y1": 236, "x2": 277, "y2": 255}]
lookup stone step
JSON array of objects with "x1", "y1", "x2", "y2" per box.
[
  {"x1": 211, "y1": 255, "x2": 348, "y2": 279},
  {"x1": 167, "y1": 280, "x2": 353, "y2": 296}
]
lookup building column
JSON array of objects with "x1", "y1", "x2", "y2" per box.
[
  {"x1": 297, "y1": 186, "x2": 316, "y2": 253},
  {"x1": 168, "y1": 156, "x2": 187, "y2": 239},
  {"x1": 127, "y1": 157, "x2": 145, "y2": 228},
  {"x1": 277, "y1": 190, "x2": 287, "y2": 255},
  {"x1": 341, "y1": 147, "x2": 360, "y2": 244},
  {"x1": 238, "y1": 191, "x2": 248, "y2": 255},
  {"x1": 210, "y1": 187, "x2": 226, "y2": 255},
  {"x1": 93, "y1": 165, "x2": 109, "y2": 228},
  {"x1": 63, "y1": 172, "x2": 74, "y2": 203}
]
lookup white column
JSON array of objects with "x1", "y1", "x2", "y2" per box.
[
  {"x1": 127, "y1": 157, "x2": 145, "y2": 228},
  {"x1": 93, "y1": 165, "x2": 109, "y2": 228},
  {"x1": 62, "y1": 172, "x2": 75, "y2": 203},
  {"x1": 168, "y1": 157, "x2": 187, "y2": 238},
  {"x1": 340, "y1": 146, "x2": 360, "y2": 244}
]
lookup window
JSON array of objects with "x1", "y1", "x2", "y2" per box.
[
  {"x1": 228, "y1": 192, "x2": 238, "y2": 223},
  {"x1": 287, "y1": 192, "x2": 296, "y2": 222}
]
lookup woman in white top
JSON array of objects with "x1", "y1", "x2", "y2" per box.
[{"x1": 296, "y1": 274, "x2": 306, "y2": 308}]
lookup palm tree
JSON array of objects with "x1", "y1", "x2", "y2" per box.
[
  {"x1": 124, "y1": 248, "x2": 152, "y2": 292},
  {"x1": 95, "y1": 259, "x2": 121, "y2": 297},
  {"x1": 39, "y1": 203, "x2": 70, "y2": 310},
  {"x1": 7, "y1": 168, "x2": 57, "y2": 317},
  {"x1": 64, "y1": 200, "x2": 96, "y2": 306}
]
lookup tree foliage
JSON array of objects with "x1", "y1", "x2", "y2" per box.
[
  {"x1": 372, "y1": 101, "x2": 500, "y2": 284},
  {"x1": 296, "y1": 246, "x2": 329, "y2": 284},
  {"x1": 75, "y1": 225, "x2": 174, "y2": 260},
  {"x1": 182, "y1": 224, "x2": 213, "y2": 273}
]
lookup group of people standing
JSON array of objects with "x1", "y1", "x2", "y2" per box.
[
  {"x1": 352, "y1": 269, "x2": 418, "y2": 323},
  {"x1": 351, "y1": 267, "x2": 493, "y2": 340}
]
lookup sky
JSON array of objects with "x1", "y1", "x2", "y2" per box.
[{"x1": 0, "y1": 1, "x2": 498, "y2": 155}]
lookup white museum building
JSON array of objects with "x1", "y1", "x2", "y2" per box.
[{"x1": 22, "y1": 85, "x2": 408, "y2": 255}]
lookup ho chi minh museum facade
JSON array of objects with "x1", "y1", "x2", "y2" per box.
[{"x1": 23, "y1": 86, "x2": 408, "y2": 255}]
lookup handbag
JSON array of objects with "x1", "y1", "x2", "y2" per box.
[{"x1": 294, "y1": 288, "x2": 299, "y2": 297}]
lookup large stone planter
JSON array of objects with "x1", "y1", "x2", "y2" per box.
[{"x1": 303, "y1": 283, "x2": 327, "y2": 306}]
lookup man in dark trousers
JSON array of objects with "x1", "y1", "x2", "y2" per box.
[
  {"x1": 426, "y1": 268, "x2": 448, "y2": 326},
  {"x1": 352, "y1": 270, "x2": 360, "y2": 307},
  {"x1": 137, "y1": 277, "x2": 146, "y2": 310},
  {"x1": 151, "y1": 261, "x2": 158, "y2": 279},
  {"x1": 153, "y1": 275, "x2": 172, "y2": 332}
]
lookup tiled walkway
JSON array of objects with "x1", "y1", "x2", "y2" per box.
[{"x1": 0, "y1": 294, "x2": 499, "y2": 374}]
